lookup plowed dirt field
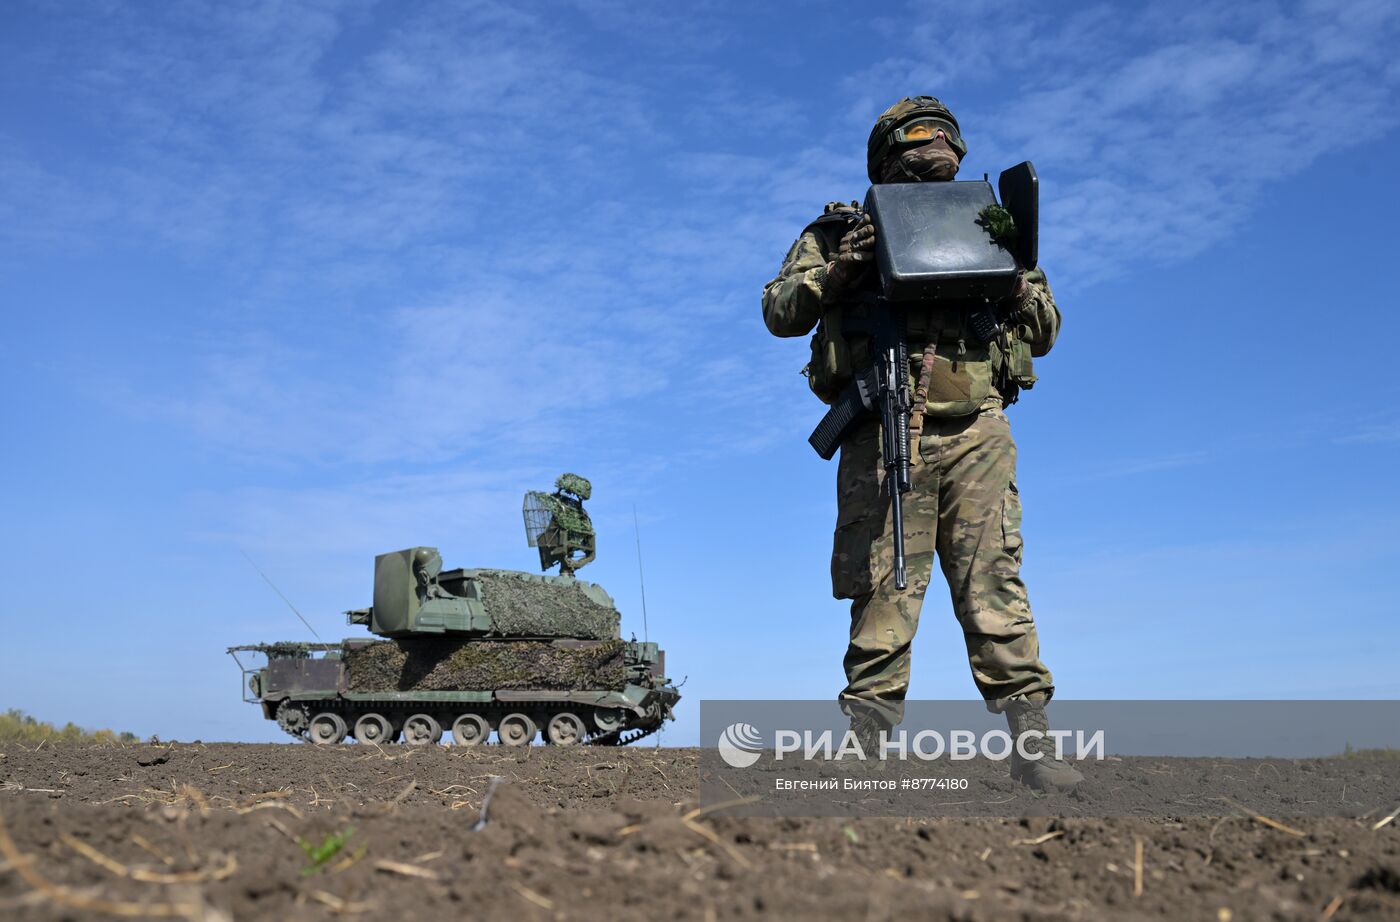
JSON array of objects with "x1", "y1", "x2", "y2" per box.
[{"x1": 2, "y1": 743, "x2": 1397, "y2": 920}]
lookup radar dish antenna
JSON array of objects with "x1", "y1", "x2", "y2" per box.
[
  {"x1": 522, "y1": 491, "x2": 554, "y2": 549},
  {"x1": 522, "y1": 477, "x2": 597, "y2": 576}
]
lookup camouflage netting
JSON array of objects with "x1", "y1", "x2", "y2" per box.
[
  {"x1": 230, "y1": 642, "x2": 340, "y2": 659},
  {"x1": 977, "y1": 203, "x2": 1017, "y2": 247},
  {"x1": 474, "y1": 569, "x2": 619, "y2": 639},
  {"x1": 527, "y1": 491, "x2": 594, "y2": 537},
  {"x1": 343, "y1": 638, "x2": 627, "y2": 692}
]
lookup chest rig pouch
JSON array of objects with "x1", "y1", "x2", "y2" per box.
[
  {"x1": 803, "y1": 204, "x2": 865, "y2": 405},
  {"x1": 902, "y1": 306, "x2": 994, "y2": 417},
  {"x1": 806, "y1": 305, "x2": 850, "y2": 404},
  {"x1": 815, "y1": 294, "x2": 1043, "y2": 414},
  {"x1": 995, "y1": 328, "x2": 1038, "y2": 405}
]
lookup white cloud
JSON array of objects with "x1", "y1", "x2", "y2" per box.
[
  {"x1": 1335, "y1": 420, "x2": 1400, "y2": 446},
  {"x1": 843, "y1": 0, "x2": 1400, "y2": 285},
  {"x1": 1056, "y1": 450, "x2": 1211, "y2": 482}
]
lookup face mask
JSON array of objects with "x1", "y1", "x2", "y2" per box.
[{"x1": 880, "y1": 136, "x2": 961, "y2": 183}]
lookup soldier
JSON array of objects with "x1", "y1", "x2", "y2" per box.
[
  {"x1": 761, "y1": 96, "x2": 1081, "y2": 792},
  {"x1": 533, "y1": 474, "x2": 597, "y2": 577}
]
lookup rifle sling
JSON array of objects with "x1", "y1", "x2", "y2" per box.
[{"x1": 909, "y1": 345, "x2": 938, "y2": 440}]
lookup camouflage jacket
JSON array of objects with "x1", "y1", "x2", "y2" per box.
[{"x1": 761, "y1": 204, "x2": 1062, "y2": 414}]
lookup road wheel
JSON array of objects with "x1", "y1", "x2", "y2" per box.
[
  {"x1": 354, "y1": 712, "x2": 395, "y2": 745},
  {"x1": 403, "y1": 713, "x2": 442, "y2": 746},
  {"x1": 451, "y1": 713, "x2": 490, "y2": 746},
  {"x1": 593, "y1": 709, "x2": 627, "y2": 734},
  {"x1": 308, "y1": 712, "x2": 347, "y2": 745},
  {"x1": 546, "y1": 712, "x2": 586, "y2": 746},
  {"x1": 497, "y1": 712, "x2": 536, "y2": 747}
]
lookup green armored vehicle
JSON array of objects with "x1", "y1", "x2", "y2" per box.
[{"x1": 229, "y1": 475, "x2": 680, "y2": 746}]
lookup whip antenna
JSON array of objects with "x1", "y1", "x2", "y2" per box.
[
  {"x1": 632, "y1": 504, "x2": 649, "y2": 643},
  {"x1": 240, "y1": 548, "x2": 321, "y2": 640}
]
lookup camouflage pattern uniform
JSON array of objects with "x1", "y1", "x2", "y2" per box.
[{"x1": 762, "y1": 204, "x2": 1062, "y2": 728}]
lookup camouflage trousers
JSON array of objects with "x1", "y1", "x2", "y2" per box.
[{"x1": 832, "y1": 403, "x2": 1053, "y2": 727}]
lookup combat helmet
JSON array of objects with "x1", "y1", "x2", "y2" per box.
[
  {"x1": 555, "y1": 472, "x2": 591, "y2": 500},
  {"x1": 866, "y1": 96, "x2": 967, "y2": 183}
]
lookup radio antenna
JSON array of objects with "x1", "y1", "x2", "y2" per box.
[
  {"x1": 632, "y1": 504, "x2": 650, "y2": 643},
  {"x1": 240, "y1": 548, "x2": 321, "y2": 640}
]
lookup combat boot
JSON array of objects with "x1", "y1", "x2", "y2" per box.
[
  {"x1": 833, "y1": 709, "x2": 890, "y2": 772},
  {"x1": 851, "y1": 711, "x2": 890, "y2": 762},
  {"x1": 1005, "y1": 695, "x2": 1083, "y2": 793}
]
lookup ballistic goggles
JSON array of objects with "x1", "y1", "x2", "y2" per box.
[{"x1": 889, "y1": 116, "x2": 961, "y2": 148}]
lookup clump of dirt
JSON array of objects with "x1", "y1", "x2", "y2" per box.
[
  {"x1": 1355, "y1": 865, "x2": 1400, "y2": 892},
  {"x1": 343, "y1": 638, "x2": 626, "y2": 692},
  {"x1": 2, "y1": 743, "x2": 1398, "y2": 920}
]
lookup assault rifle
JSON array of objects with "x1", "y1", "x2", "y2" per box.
[{"x1": 808, "y1": 302, "x2": 913, "y2": 590}]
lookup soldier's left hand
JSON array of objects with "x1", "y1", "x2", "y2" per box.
[
  {"x1": 996, "y1": 270, "x2": 1030, "y2": 312},
  {"x1": 1007, "y1": 270, "x2": 1028, "y2": 302}
]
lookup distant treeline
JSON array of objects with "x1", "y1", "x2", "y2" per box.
[
  {"x1": 1340, "y1": 743, "x2": 1400, "y2": 759},
  {"x1": 0, "y1": 708, "x2": 139, "y2": 744}
]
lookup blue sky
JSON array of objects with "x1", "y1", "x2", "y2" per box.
[{"x1": 2, "y1": 0, "x2": 1398, "y2": 745}]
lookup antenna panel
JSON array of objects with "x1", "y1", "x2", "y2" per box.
[{"x1": 522, "y1": 492, "x2": 555, "y2": 548}]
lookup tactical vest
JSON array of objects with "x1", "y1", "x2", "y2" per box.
[{"x1": 802, "y1": 210, "x2": 1038, "y2": 416}]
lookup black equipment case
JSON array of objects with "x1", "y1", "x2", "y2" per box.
[{"x1": 864, "y1": 161, "x2": 1038, "y2": 303}]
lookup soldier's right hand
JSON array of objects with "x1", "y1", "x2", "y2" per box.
[{"x1": 826, "y1": 215, "x2": 876, "y2": 290}]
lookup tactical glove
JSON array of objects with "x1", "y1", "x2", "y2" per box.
[
  {"x1": 972, "y1": 272, "x2": 1032, "y2": 342},
  {"x1": 824, "y1": 215, "x2": 876, "y2": 293},
  {"x1": 995, "y1": 270, "x2": 1033, "y2": 316},
  {"x1": 1006, "y1": 269, "x2": 1029, "y2": 302}
]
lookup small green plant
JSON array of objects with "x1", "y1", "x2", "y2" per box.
[
  {"x1": 297, "y1": 826, "x2": 355, "y2": 876},
  {"x1": 842, "y1": 825, "x2": 860, "y2": 844},
  {"x1": 977, "y1": 203, "x2": 1017, "y2": 247}
]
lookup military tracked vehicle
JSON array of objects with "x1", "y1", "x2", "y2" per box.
[{"x1": 229, "y1": 475, "x2": 679, "y2": 746}]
